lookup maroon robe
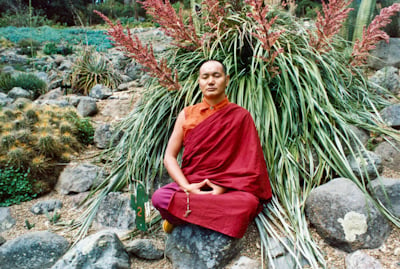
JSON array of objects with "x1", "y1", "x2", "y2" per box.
[{"x1": 167, "y1": 103, "x2": 272, "y2": 238}]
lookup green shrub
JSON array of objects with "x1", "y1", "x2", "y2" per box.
[
  {"x1": 0, "y1": 167, "x2": 37, "y2": 206},
  {"x1": 0, "y1": 10, "x2": 53, "y2": 27},
  {"x1": 0, "y1": 73, "x2": 15, "y2": 93},
  {"x1": 43, "y1": 42, "x2": 58, "y2": 55},
  {"x1": 17, "y1": 38, "x2": 41, "y2": 57},
  {"x1": 70, "y1": 48, "x2": 122, "y2": 95},
  {"x1": 13, "y1": 73, "x2": 47, "y2": 98},
  {"x1": 65, "y1": 112, "x2": 94, "y2": 145},
  {"x1": 43, "y1": 42, "x2": 74, "y2": 56}
]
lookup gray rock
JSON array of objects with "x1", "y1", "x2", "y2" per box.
[
  {"x1": 94, "y1": 192, "x2": 136, "y2": 230},
  {"x1": 0, "y1": 207, "x2": 16, "y2": 232},
  {"x1": 374, "y1": 139, "x2": 400, "y2": 172},
  {"x1": 0, "y1": 231, "x2": 68, "y2": 269},
  {"x1": 76, "y1": 97, "x2": 97, "y2": 117},
  {"x1": 48, "y1": 79, "x2": 63, "y2": 90},
  {"x1": 64, "y1": 95, "x2": 81, "y2": 107},
  {"x1": 51, "y1": 231, "x2": 130, "y2": 269},
  {"x1": 0, "y1": 92, "x2": 13, "y2": 107},
  {"x1": 30, "y1": 199, "x2": 63, "y2": 215},
  {"x1": 165, "y1": 224, "x2": 241, "y2": 269},
  {"x1": 89, "y1": 84, "x2": 113, "y2": 100},
  {"x1": 124, "y1": 61, "x2": 143, "y2": 81},
  {"x1": 347, "y1": 150, "x2": 382, "y2": 180},
  {"x1": 10, "y1": 97, "x2": 32, "y2": 109},
  {"x1": 94, "y1": 123, "x2": 123, "y2": 149},
  {"x1": 35, "y1": 99, "x2": 71, "y2": 107},
  {"x1": 380, "y1": 104, "x2": 400, "y2": 129},
  {"x1": 348, "y1": 125, "x2": 370, "y2": 151},
  {"x1": 0, "y1": 236, "x2": 5, "y2": 246},
  {"x1": 305, "y1": 178, "x2": 391, "y2": 252},
  {"x1": 7, "y1": 87, "x2": 32, "y2": 100},
  {"x1": 0, "y1": 50, "x2": 28, "y2": 65},
  {"x1": 2, "y1": 65, "x2": 15, "y2": 73},
  {"x1": 266, "y1": 237, "x2": 309, "y2": 269},
  {"x1": 36, "y1": 88, "x2": 64, "y2": 101},
  {"x1": 58, "y1": 59, "x2": 73, "y2": 71},
  {"x1": 117, "y1": 81, "x2": 138, "y2": 92},
  {"x1": 369, "y1": 66, "x2": 400, "y2": 95},
  {"x1": 230, "y1": 256, "x2": 260, "y2": 269},
  {"x1": 369, "y1": 38, "x2": 400, "y2": 70},
  {"x1": 56, "y1": 163, "x2": 106, "y2": 195},
  {"x1": 125, "y1": 239, "x2": 164, "y2": 260},
  {"x1": 35, "y1": 71, "x2": 49, "y2": 83},
  {"x1": 370, "y1": 178, "x2": 400, "y2": 218},
  {"x1": 345, "y1": 250, "x2": 383, "y2": 269}
]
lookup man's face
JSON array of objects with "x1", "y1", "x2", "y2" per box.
[{"x1": 198, "y1": 61, "x2": 229, "y2": 102}]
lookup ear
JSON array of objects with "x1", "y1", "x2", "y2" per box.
[{"x1": 225, "y1": 75, "x2": 230, "y2": 85}]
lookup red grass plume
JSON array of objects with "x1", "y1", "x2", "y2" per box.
[
  {"x1": 310, "y1": 0, "x2": 353, "y2": 51},
  {"x1": 94, "y1": 10, "x2": 181, "y2": 91},
  {"x1": 351, "y1": 3, "x2": 400, "y2": 66},
  {"x1": 139, "y1": 0, "x2": 201, "y2": 51},
  {"x1": 245, "y1": 0, "x2": 284, "y2": 69}
]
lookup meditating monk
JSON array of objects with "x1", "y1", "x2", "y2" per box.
[{"x1": 151, "y1": 59, "x2": 272, "y2": 238}]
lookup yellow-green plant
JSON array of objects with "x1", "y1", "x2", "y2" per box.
[
  {"x1": 70, "y1": 48, "x2": 122, "y2": 95},
  {"x1": 0, "y1": 103, "x2": 94, "y2": 195}
]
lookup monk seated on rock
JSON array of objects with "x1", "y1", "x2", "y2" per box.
[{"x1": 152, "y1": 59, "x2": 272, "y2": 238}]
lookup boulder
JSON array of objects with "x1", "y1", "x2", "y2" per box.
[
  {"x1": 369, "y1": 66, "x2": 400, "y2": 95},
  {"x1": 373, "y1": 139, "x2": 400, "y2": 172},
  {"x1": 230, "y1": 256, "x2": 261, "y2": 269},
  {"x1": 56, "y1": 163, "x2": 106, "y2": 195},
  {"x1": 380, "y1": 104, "x2": 400, "y2": 129},
  {"x1": 51, "y1": 231, "x2": 130, "y2": 269},
  {"x1": 0, "y1": 236, "x2": 5, "y2": 246},
  {"x1": 0, "y1": 92, "x2": 13, "y2": 107},
  {"x1": 94, "y1": 192, "x2": 136, "y2": 230},
  {"x1": 305, "y1": 178, "x2": 390, "y2": 252},
  {"x1": 266, "y1": 237, "x2": 309, "y2": 269},
  {"x1": 345, "y1": 250, "x2": 383, "y2": 269},
  {"x1": 165, "y1": 224, "x2": 241, "y2": 269},
  {"x1": 125, "y1": 239, "x2": 164, "y2": 260},
  {"x1": 368, "y1": 38, "x2": 400, "y2": 69},
  {"x1": 0, "y1": 231, "x2": 68, "y2": 269},
  {"x1": 30, "y1": 199, "x2": 63, "y2": 215},
  {"x1": 89, "y1": 84, "x2": 113, "y2": 100},
  {"x1": 7, "y1": 87, "x2": 32, "y2": 100},
  {"x1": 0, "y1": 207, "x2": 16, "y2": 232},
  {"x1": 94, "y1": 123, "x2": 123, "y2": 149},
  {"x1": 76, "y1": 97, "x2": 97, "y2": 117},
  {"x1": 347, "y1": 150, "x2": 382, "y2": 180},
  {"x1": 370, "y1": 178, "x2": 400, "y2": 218}
]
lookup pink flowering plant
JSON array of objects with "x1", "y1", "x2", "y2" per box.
[{"x1": 80, "y1": 1, "x2": 400, "y2": 268}]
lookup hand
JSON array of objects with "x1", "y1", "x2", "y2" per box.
[{"x1": 184, "y1": 179, "x2": 226, "y2": 195}]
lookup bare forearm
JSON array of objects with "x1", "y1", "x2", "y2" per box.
[{"x1": 164, "y1": 156, "x2": 190, "y2": 190}]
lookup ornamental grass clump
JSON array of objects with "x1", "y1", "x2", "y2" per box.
[
  {"x1": 0, "y1": 104, "x2": 94, "y2": 199},
  {"x1": 70, "y1": 48, "x2": 122, "y2": 95},
  {"x1": 77, "y1": 0, "x2": 400, "y2": 267}
]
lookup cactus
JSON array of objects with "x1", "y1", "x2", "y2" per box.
[{"x1": 0, "y1": 103, "x2": 94, "y2": 195}]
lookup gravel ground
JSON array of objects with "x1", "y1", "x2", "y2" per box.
[{"x1": 2, "y1": 169, "x2": 399, "y2": 269}]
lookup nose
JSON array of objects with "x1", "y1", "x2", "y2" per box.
[{"x1": 207, "y1": 76, "x2": 215, "y2": 84}]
